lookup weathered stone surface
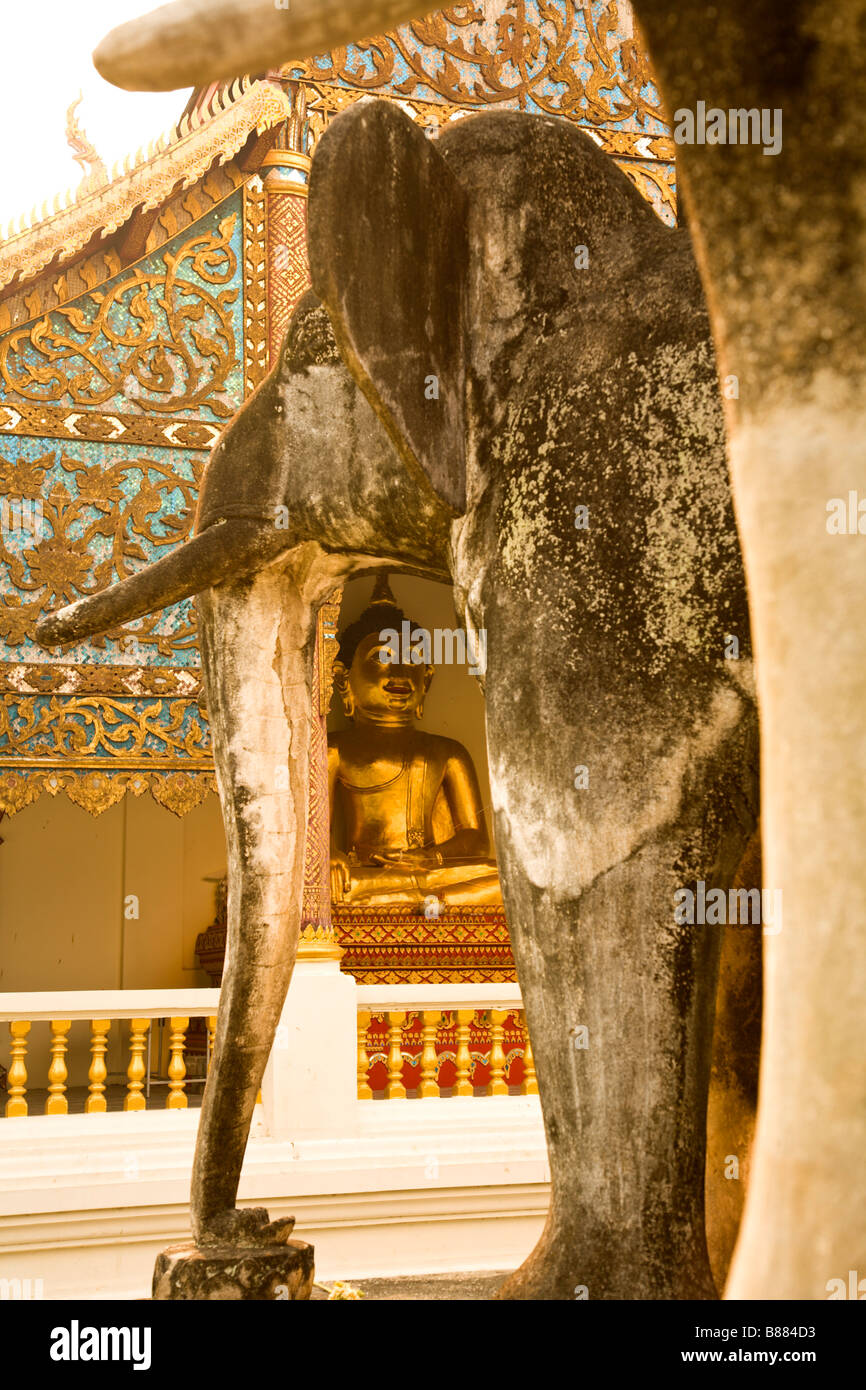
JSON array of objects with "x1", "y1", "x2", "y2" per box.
[
  {"x1": 633, "y1": 0, "x2": 866, "y2": 1303},
  {"x1": 152, "y1": 1238, "x2": 314, "y2": 1301}
]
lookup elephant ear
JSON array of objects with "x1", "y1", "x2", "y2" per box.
[{"x1": 308, "y1": 98, "x2": 467, "y2": 514}]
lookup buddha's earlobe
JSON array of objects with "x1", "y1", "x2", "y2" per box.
[{"x1": 333, "y1": 661, "x2": 353, "y2": 717}]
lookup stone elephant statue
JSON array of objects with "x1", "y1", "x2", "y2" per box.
[
  {"x1": 38, "y1": 96, "x2": 757, "y2": 1300},
  {"x1": 91, "y1": 0, "x2": 866, "y2": 1306}
]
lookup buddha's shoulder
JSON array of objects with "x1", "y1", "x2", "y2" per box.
[
  {"x1": 415, "y1": 731, "x2": 472, "y2": 765},
  {"x1": 328, "y1": 728, "x2": 354, "y2": 758}
]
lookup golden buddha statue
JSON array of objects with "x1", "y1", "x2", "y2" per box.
[{"x1": 328, "y1": 576, "x2": 501, "y2": 908}]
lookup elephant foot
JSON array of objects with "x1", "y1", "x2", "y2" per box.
[
  {"x1": 196, "y1": 1206, "x2": 297, "y2": 1249},
  {"x1": 495, "y1": 1222, "x2": 718, "y2": 1301}
]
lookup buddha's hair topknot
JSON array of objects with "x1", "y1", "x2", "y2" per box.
[{"x1": 336, "y1": 572, "x2": 417, "y2": 669}]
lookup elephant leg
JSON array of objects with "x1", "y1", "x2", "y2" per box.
[
  {"x1": 191, "y1": 558, "x2": 319, "y2": 1243},
  {"x1": 493, "y1": 713, "x2": 758, "y2": 1300},
  {"x1": 632, "y1": 0, "x2": 866, "y2": 1300}
]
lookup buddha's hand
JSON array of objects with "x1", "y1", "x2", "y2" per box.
[
  {"x1": 330, "y1": 852, "x2": 352, "y2": 901},
  {"x1": 370, "y1": 847, "x2": 444, "y2": 871}
]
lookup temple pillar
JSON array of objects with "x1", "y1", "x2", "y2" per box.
[
  {"x1": 262, "y1": 115, "x2": 342, "y2": 964},
  {"x1": 299, "y1": 591, "x2": 342, "y2": 961},
  {"x1": 262, "y1": 139, "x2": 312, "y2": 365},
  {"x1": 259, "y1": 124, "x2": 350, "y2": 1133}
]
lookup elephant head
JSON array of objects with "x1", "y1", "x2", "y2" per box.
[{"x1": 37, "y1": 93, "x2": 757, "y2": 1298}]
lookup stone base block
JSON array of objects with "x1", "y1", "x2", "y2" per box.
[{"x1": 152, "y1": 1238, "x2": 314, "y2": 1301}]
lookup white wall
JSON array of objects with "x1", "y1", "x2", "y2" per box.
[{"x1": 0, "y1": 793, "x2": 226, "y2": 1087}]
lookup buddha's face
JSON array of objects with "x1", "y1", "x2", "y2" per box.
[{"x1": 336, "y1": 631, "x2": 433, "y2": 726}]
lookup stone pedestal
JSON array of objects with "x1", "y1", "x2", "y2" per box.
[{"x1": 152, "y1": 1238, "x2": 314, "y2": 1301}]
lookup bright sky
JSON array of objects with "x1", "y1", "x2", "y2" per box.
[{"x1": 0, "y1": 0, "x2": 192, "y2": 231}]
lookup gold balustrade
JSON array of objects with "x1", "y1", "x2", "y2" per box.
[
  {"x1": 124, "y1": 1018, "x2": 151, "y2": 1112},
  {"x1": 1, "y1": 996, "x2": 537, "y2": 1115},
  {"x1": 355, "y1": 1006, "x2": 539, "y2": 1100},
  {"x1": 454, "y1": 1009, "x2": 474, "y2": 1097},
  {"x1": 6, "y1": 1020, "x2": 30, "y2": 1117},
  {"x1": 385, "y1": 1011, "x2": 407, "y2": 1100},
  {"x1": 166, "y1": 1017, "x2": 189, "y2": 1110},
  {"x1": 2, "y1": 1008, "x2": 216, "y2": 1117},
  {"x1": 45, "y1": 1019, "x2": 71, "y2": 1115},
  {"x1": 86, "y1": 1019, "x2": 111, "y2": 1113},
  {"x1": 418, "y1": 1010, "x2": 441, "y2": 1099}
]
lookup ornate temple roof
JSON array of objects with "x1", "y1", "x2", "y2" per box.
[
  {"x1": 0, "y1": 1, "x2": 675, "y2": 303},
  {"x1": 0, "y1": 78, "x2": 293, "y2": 297},
  {"x1": 0, "y1": 1, "x2": 676, "y2": 818}
]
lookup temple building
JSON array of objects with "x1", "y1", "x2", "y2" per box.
[{"x1": 0, "y1": 1, "x2": 680, "y2": 1296}]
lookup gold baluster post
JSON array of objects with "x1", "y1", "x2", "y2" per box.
[
  {"x1": 6, "y1": 1020, "x2": 31, "y2": 1117},
  {"x1": 385, "y1": 1011, "x2": 407, "y2": 1099},
  {"x1": 206, "y1": 1015, "x2": 217, "y2": 1074},
  {"x1": 45, "y1": 1019, "x2": 72, "y2": 1115},
  {"x1": 166, "y1": 1017, "x2": 189, "y2": 1109},
  {"x1": 418, "y1": 1010, "x2": 442, "y2": 1099},
  {"x1": 357, "y1": 1010, "x2": 373, "y2": 1100},
  {"x1": 86, "y1": 1019, "x2": 111, "y2": 1113},
  {"x1": 521, "y1": 1016, "x2": 539, "y2": 1095},
  {"x1": 487, "y1": 1008, "x2": 509, "y2": 1096},
  {"x1": 124, "y1": 1018, "x2": 150, "y2": 1112},
  {"x1": 454, "y1": 1009, "x2": 474, "y2": 1098}
]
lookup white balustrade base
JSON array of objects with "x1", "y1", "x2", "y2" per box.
[{"x1": 0, "y1": 1097, "x2": 549, "y2": 1299}]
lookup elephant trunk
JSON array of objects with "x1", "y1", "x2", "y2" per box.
[
  {"x1": 190, "y1": 562, "x2": 322, "y2": 1241},
  {"x1": 93, "y1": 0, "x2": 426, "y2": 93},
  {"x1": 35, "y1": 518, "x2": 285, "y2": 647}
]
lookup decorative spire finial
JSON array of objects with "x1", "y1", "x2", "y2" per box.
[
  {"x1": 369, "y1": 571, "x2": 397, "y2": 607},
  {"x1": 65, "y1": 94, "x2": 108, "y2": 196}
]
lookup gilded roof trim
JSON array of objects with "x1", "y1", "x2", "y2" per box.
[{"x1": 0, "y1": 78, "x2": 293, "y2": 294}]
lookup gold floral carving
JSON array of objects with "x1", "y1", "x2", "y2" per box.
[
  {"x1": 302, "y1": 608, "x2": 336, "y2": 939},
  {"x1": 0, "y1": 79, "x2": 294, "y2": 293},
  {"x1": 0, "y1": 167, "x2": 247, "y2": 337},
  {"x1": 290, "y1": 0, "x2": 676, "y2": 223},
  {"x1": 0, "y1": 217, "x2": 239, "y2": 416},
  {"x1": 0, "y1": 767, "x2": 216, "y2": 817},
  {"x1": 0, "y1": 448, "x2": 203, "y2": 656},
  {"x1": 286, "y1": 2, "x2": 663, "y2": 127},
  {"x1": 149, "y1": 771, "x2": 217, "y2": 815},
  {"x1": 0, "y1": 694, "x2": 211, "y2": 765},
  {"x1": 301, "y1": 590, "x2": 346, "y2": 938},
  {"x1": 297, "y1": 78, "x2": 675, "y2": 220}
]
